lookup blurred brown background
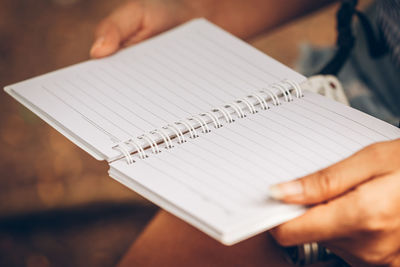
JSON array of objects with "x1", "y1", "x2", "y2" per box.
[
  {"x1": 0, "y1": 0, "x2": 370, "y2": 266},
  {"x1": 0, "y1": 1, "x2": 158, "y2": 266}
]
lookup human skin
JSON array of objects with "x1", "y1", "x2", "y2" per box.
[
  {"x1": 269, "y1": 140, "x2": 400, "y2": 266},
  {"x1": 90, "y1": 0, "x2": 333, "y2": 58},
  {"x1": 91, "y1": 1, "x2": 400, "y2": 266}
]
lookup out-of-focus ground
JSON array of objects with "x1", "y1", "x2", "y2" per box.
[{"x1": 0, "y1": 0, "x2": 371, "y2": 266}]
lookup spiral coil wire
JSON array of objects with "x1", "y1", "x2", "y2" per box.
[{"x1": 113, "y1": 80, "x2": 303, "y2": 164}]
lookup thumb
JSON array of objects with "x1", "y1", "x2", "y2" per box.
[
  {"x1": 90, "y1": 21, "x2": 121, "y2": 58},
  {"x1": 90, "y1": 1, "x2": 144, "y2": 58},
  {"x1": 268, "y1": 143, "x2": 388, "y2": 205}
]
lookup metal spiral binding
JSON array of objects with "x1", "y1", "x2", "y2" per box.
[
  {"x1": 212, "y1": 107, "x2": 234, "y2": 123},
  {"x1": 128, "y1": 138, "x2": 148, "y2": 159},
  {"x1": 202, "y1": 112, "x2": 223, "y2": 128},
  {"x1": 114, "y1": 80, "x2": 303, "y2": 164},
  {"x1": 138, "y1": 133, "x2": 160, "y2": 154},
  {"x1": 261, "y1": 87, "x2": 281, "y2": 105},
  {"x1": 188, "y1": 116, "x2": 211, "y2": 133},
  {"x1": 113, "y1": 142, "x2": 135, "y2": 164},
  {"x1": 176, "y1": 120, "x2": 198, "y2": 139},
  {"x1": 150, "y1": 129, "x2": 173, "y2": 149}
]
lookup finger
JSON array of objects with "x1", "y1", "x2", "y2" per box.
[
  {"x1": 90, "y1": 20, "x2": 122, "y2": 58},
  {"x1": 269, "y1": 140, "x2": 397, "y2": 204},
  {"x1": 121, "y1": 28, "x2": 154, "y2": 47},
  {"x1": 90, "y1": 2, "x2": 144, "y2": 58},
  {"x1": 270, "y1": 193, "x2": 356, "y2": 246}
]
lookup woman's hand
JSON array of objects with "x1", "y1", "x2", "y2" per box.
[
  {"x1": 269, "y1": 139, "x2": 400, "y2": 266},
  {"x1": 90, "y1": 0, "x2": 201, "y2": 58}
]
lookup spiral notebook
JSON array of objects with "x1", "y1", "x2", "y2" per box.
[{"x1": 5, "y1": 19, "x2": 400, "y2": 245}]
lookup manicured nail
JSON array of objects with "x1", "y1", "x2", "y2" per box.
[
  {"x1": 269, "y1": 181, "x2": 303, "y2": 200},
  {"x1": 90, "y1": 36, "x2": 105, "y2": 55}
]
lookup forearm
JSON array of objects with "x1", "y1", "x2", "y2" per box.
[
  {"x1": 189, "y1": 0, "x2": 337, "y2": 38},
  {"x1": 91, "y1": 0, "x2": 337, "y2": 58}
]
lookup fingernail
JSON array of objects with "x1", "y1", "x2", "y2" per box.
[
  {"x1": 269, "y1": 181, "x2": 303, "y2": 200},
  {"x1": 90, "y1": 36, "x2": 105, "y2": 54}
]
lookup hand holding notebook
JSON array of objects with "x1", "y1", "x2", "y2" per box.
[{"x1": 5, "y1": 19, "x2": 400, "y2": 245}]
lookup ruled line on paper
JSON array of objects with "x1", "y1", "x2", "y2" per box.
[
  {"x1": 87, "y1": 70, "x2": 170, "y2": 126},
  {"x1": 174, "y1": 145, "x2": 264, "y2": 198},
  {"x1": 141, "y1": 52, "x2": 231, "y2": 103},
  {"x1": 172, "y1": 41, "x2": 259, "y2": 90},
  {"x1": 234, "y1": 118, "x2": 324, "y2": 168},
  {"x1": 108, "y1": 60, "x2": 199, "y2": 115},
  {"x1": 148, "y1": 46, "x2": 243, "y2": 100},
  {"x1": 195, "y1": 30, "x2": 282, "y2": 81},
  {"x1": 292, "y1": 100, "x2": 378, "y2": 143},
  {"x1": 52, "y1": 80, "x2": 133, "y2": 137},
  {"x1": 13, "y1": 18, "x2": 312, "y2": 163},
  {"x1": 279, "y1": 105, "x2": 363, "y2": 150},
  {"x1": 117, "y1": 59, "x2": 207, "y2": 112},
  {"x1": 182, "y1": 137, "x2": 282, "y2": 190},
  {"x1": 180, "y1": 35, "x2": 273, "y2": 88},
  {"x1": 245, "y1": 115, "x2": 333, "y2": 164},
  {"x1": 141, "y1": 156, "x2": 236, "y2": 215},
  {"x1": 121, "y1": 57, "x2": 216, "y2": 109},
  {"x1": 42, "y1": 84, "x2": 120, "y2": 141},
  {"x1": 66, "y1": 78, "x2": 146, "y2": 135},
  {"x1": 94, "y1": 66, "x2": 182, "y2": 120},
  {"x1": 209, "y1": 126, "x2": 306, "y2": 176},
  {"x1": 302, "y1": 97, "x2": 392, "y2": 140},
  {"x1": 161, "y1": 41, "x2": 252, "y2": 96}
]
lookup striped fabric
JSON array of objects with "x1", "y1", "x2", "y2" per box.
[{"x1": 377, "y1": 0, "x2": 400, "y2": 65}]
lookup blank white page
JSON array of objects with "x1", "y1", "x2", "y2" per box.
[
  {"x1": 5, "y1": 19, "x2": 305, "y2": 161},
  {"x1": 109, "y1": 91, "x2": 400, "y2": 245}
]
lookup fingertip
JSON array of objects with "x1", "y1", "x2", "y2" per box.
[
  {"x1": 268, "y1": 185, "x2": 285, "y2": 200},
  {"x1": 268, "y1": 182, "x2": 304, "y2": 202},
  {"x1": 90, "y1": 36, "x2": 120, "y2": 59},
  {"x1": 90, "y1": 36, "x2": 105, "y2": 58},
  {"x1": 90, "y1": 22, "x2": 121, "y2": 58}
]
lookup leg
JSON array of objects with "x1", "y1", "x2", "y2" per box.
[{"x1": 118, "y1": 210, "x2": 328, "y2": 267}]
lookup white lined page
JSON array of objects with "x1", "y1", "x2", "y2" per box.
[
  {"x1": 5, "y1": 18, "x2": 305, "y2": 160},
  {"x1": 110, "y1": 91, "x2": 400, "y2": 245}
]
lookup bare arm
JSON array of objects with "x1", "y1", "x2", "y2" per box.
[
  {"x1": 90, "y1": 0, "x2": 335, "y2": 58},
  {"x1": 198, "y1": 0, "x2": 336, "y2": 38}
]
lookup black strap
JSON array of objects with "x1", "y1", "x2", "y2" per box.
[
  {"x1": 317, "y1": 0, "x2": 387, "y2": 75},
  {"x1": 355, "y1": 10, "x2": 387, "y2": 58}
]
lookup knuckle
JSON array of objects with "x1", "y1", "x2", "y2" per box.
[
  {"x1": 364, "y1": 142, "x2": 386, "y2": 163},
  {"x1": 355, "y1": 191, "x2": 388, "y2": 233},
  {"x1": 363, "y1": 215, "x2": 387, "y2": 233},
  {"x1": 308, "y1": 169, "x2": 334, "y2": 199},
  {"x1": 363, "y1": 140, "x2": 400, "y2": 169}
]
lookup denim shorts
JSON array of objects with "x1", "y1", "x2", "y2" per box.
[{"x1": 296, "y1": 2, "x2": 400, "y2": 126}]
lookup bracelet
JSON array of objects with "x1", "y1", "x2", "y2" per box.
[{"x1": 283, "y1": 243, "x2": 350, "y2": 266}]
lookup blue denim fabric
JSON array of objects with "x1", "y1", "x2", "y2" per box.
[
  {"x1": 296, "y1": 2, "x2": 400, "y2": 126},
  {"x1": 377, "y1": 0, "x2": 400, "y2": 66}
]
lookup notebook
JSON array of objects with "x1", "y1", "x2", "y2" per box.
[{"x1": 5, "y1": 19, "x2": 400, "y2": 245}]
